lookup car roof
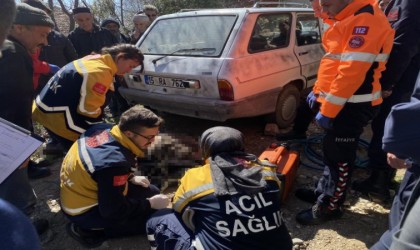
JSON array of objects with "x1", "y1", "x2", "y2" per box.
[{"x1": 158, "y1": 7, "x2": 314, "y2": 19}]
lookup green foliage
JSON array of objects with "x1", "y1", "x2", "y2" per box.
[{"x1": 92, "y1": 0, "x2": 117, "y2": 21}]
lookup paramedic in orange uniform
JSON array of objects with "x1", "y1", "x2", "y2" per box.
[{"x1": 295, "y1": 0, "x2": 394, "y2": 225}]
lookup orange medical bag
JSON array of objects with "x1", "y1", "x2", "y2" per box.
[{"x1": 259, "y1": 143, "x2": 300, "y2": 202}]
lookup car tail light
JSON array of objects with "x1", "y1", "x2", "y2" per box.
[{"x1": 218, "y1": 80, "x2": 234, "y2": 101}]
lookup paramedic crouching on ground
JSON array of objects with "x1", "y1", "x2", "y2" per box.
[
  {"x1": 146, "y1": 126, "x2": 293, "y2": 250},
  {"x1": 32, "y1": 44, "x2": 144, "y2": 151},
  {"x1": 60, "y1": 105, "x2": 170, "y2": 248}
]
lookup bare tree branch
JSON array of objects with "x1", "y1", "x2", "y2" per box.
[
  {"x1": 81, "y1": 0, "x2": 90, "y2": 8},
  {"x1": 56, "y1": 0, "x2": 79, "y2": 32},
  {"x1": 47, "y1": 0, "x2": 60, "y2": 32}
]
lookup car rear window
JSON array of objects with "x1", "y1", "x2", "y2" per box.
[{"x1": 139, "y1": 15, "x2": 238, "y2": 57}]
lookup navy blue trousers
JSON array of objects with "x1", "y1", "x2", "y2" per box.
[
  {"x1": 65, "y1": 184, "x2": 160, "y2": 238},
  {"x1": 371, "y1": 164, "x2": 420, "y2": 249},
  {"x1": 146, "y1": 209, "x2": 194, "y2": 250}
]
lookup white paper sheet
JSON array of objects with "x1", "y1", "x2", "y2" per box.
[{"x1": 0, "y1": 118, "x2": 43, "y2": 184}]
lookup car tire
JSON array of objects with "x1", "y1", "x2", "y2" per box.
[{"x1": 275, "y1": 84, "x2": 300, "y2": 129}]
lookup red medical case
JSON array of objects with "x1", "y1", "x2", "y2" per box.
[{"x1": 259, "y1": 143, "x2": 300, "y2": 202}]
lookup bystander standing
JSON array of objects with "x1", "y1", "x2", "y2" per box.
[
  {"x1": 0, "y1": 2, "x2": 54, "y2": 236},
  {"x1": 68, "y1": 7, "x2": 118, "y2": 58}
]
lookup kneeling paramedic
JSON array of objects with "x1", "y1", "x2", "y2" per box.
[
  {"x1": 60, "y1": 105, "x2": 170, "y2": 248},
  {"x1": 146, "y1": 126, "x2": 293, "y2": 250}
]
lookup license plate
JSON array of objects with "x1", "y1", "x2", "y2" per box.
[{"x1": 144, "y1": 75, "x2": 187, "y2": 89}]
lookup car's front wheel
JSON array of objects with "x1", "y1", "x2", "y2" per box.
[{"x1": 275, "y1": 84, "x2": 300, "y2": 129}]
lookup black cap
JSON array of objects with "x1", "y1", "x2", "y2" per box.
[
  {"x1": 14, "y1": 3, "x2": 54, "y2": 27},
  {"x1": 101, "y1": 18, "x2": 120, "y2": 28},
  {"x1": 72, "y1": 7, "x2": 91, "y2": 15},
  {"x1": 23, "y1": 0, "x2": 52, "y2": 15}
]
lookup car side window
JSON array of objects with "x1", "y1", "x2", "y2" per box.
[
  {"x1": 248, "y1": 13, "x2": 292, "y2": 53},
  {"x1": 296, "y1": 14, "x2": 322, "y2": 46}
]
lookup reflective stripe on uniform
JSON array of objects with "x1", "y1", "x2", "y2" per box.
[
  {"x1": 192, "y1": 237, "x2": 205, "y2": 250},
  {"x1": 147, "y1": 234, "x2": 155, "y2": 241},
  {"x1": 61, "y1": 203, "x2": 98, "y2": 215},
  {"x1": 173, "y1": 183, "x2": 214, "y2": 212},
  {"x1": 86, "y1": 120, "x2": 104, "y2": 125},
  {"x1": 324, "y1": 52, "x2": 389, "y2": 63},
  {"x1": 173, "y1": 169, "x2": 278, "y2": 212},
  {"x1": 320, "y1": 90, "x2": 382, "y2": 105},
  {"x1": 35, "y1": 95, "x2": 86, "y2": 134},
  {"x1": 76, "y1": 59, "x2": 101, "y2": 116},
  {"x1": 261, "y1": 169, "x2": 279, "y2": 179},
  {"x1": 348, "y1": 91, "x2": 382, "y2": 103},
  {"x1": 79, "y1": 136, "x2": 96, "y2": 174}
]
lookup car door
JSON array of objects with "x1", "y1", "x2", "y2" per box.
[
  {"x1": 221, "y1": 12, "x2": 301, "y2": 101},
  {"x1": 293, "y1": 13, "x2": 325, "y2": 88}
]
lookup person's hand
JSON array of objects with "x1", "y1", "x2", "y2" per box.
[
  {"x1": 315, "y1": 112, "x2": 333, "y2": 129},
  {"x1": 382, "y1": 90, "x2": 393, "y2": 98},
  {"x1": 387, "y1": 153, "x2": 412, "y2": 169},
  {"x1": 49, "y1": 64, "x2": 60, "y2": 74},
  {"x1": 130, "y1": 175, "x2": 150, "y2": 188},
  {"x1": 148, "y1": 194, "x2": 170, "y2": 209},
  {"x1": 306, "y1": 91, "x2": 318, "y2": 109}
]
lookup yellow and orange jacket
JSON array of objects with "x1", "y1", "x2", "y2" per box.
[
  {"x1": 32, "y1": 54, "x2": 117, "y2": 141},
  {"x1": 60, "y1": 124, "x2": 148, "y2": 218},
  {"x1": 314, "y1": 0, "x2": 395, "y2": 118}
]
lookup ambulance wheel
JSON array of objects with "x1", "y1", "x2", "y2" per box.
[{"x1": 275, "y1": 85, "x2": 300, "y2": 129}]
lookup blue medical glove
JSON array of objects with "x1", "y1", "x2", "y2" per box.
[
  {"x1": 49, "y1": 64, "x2": 60, "y2": 74},
  {"x1": 315, "y1": 112, "x2": 333, "y2": 129},
  {"x1": 306, "y1": 91, "x2": 318, "y2": 109}
]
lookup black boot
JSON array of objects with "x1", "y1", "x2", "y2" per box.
[
  {"x1": 276, "y1": 130, "x2": 306, "y2": 141},
  {"x1": 352, "y1": 169, "x2": 395, "y2": 202},
  {"x1": 43, "y1": 140, "x2": 65, "y2": 156},
  {"x1": 66, "y1": 223, "x2": 107, "y2": 248},
  {"x1": 296, "y1": 203, "x2": 343, "y2": 225},
  {"x1": 295, "y1": 188, "x2": 320, "y2": 203},
  {"x1": 28, "y1": 161, "x2": 51, "y2": 180}
]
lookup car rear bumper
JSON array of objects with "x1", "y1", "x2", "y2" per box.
[{"x1": 119, "y1": 87, "x2": 280, "y2": 121}]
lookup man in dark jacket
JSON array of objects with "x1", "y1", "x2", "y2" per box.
[
  {"x1": 23, "y1": 0, "x2": 78, "y2": 161},
  {"x1": 370, "y1": 72, "x2": 420, "y2": 250},
  {"x1": 22, "y1": 0, "x2": 78, "y2": 71},
  {"x1": 353, "y1": 0, "x2": 420, "y2": 202},
  {"x1": 68, "y1": 7, "x2": 118, "y2": 58},
  {"x1": 0, "y1": 3, "x2": 53, "y2": 234},
  {"x1": 101, "y1": 18, "x2": 130, "y2": 43}
]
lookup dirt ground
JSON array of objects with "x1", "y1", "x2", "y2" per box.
[{"x1": 31, "y1": 112, "x2": 395, "y2": 250}]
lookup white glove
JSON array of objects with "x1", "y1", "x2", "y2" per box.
[
  {"x1": 130, "y1": 176, "x2": 150, "y2": 188},
  {"x1": 148, "y1": 194, "x2": 170, "y2": 209}
]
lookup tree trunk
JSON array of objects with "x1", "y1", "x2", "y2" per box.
[
  {"x1": 56, "y1": 0, "x2": 79, "y2": 33},
  {"x1": 47, "y1": 0, "x2": 60, "y2": 32}
]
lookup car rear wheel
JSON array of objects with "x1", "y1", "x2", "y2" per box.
[{"x1": 275, "y1": 84, "x2": 300, "y2": 129}]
